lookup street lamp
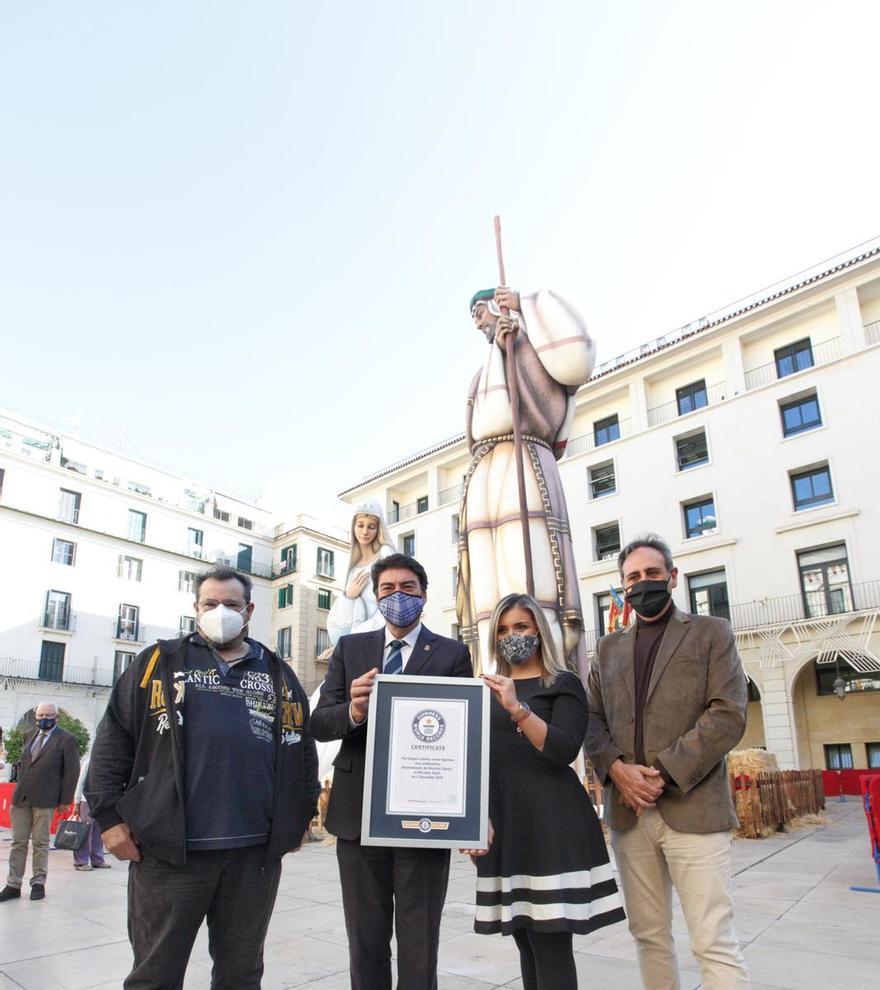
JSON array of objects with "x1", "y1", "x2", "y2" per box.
[{"x1": 833, "y1": 655, "x2": 846, "y2": 701}]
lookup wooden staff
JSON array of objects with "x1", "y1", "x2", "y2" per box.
[{"x1": 494, "y1": 215, "x2": 535, "y2": 597}]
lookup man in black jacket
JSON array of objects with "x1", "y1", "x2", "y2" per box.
[
  {"x1": 0, "y1": 701, "x2": 79, "y2": 902},
  {"x1": 86, "y1": 566, "x2": 319, "y2": 990},
  {"x1": 312, "y1": 553, "x2": 472, "y2": 990}
]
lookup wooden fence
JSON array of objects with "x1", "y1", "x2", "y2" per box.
[{"x1": 731, "y1": 769, "x2": 825, "y2": 838}]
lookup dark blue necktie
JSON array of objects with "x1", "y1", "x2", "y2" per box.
[{"x1": 383, "y1": 639, "x2": 405, "y2": 675}]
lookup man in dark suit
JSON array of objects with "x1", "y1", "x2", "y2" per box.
[
  {"x1": 0, "y1": 702, "x2": 80, "y2": 902},
  {"x1": 312, "y1": 553, "x2": 472, "y2": 990}
]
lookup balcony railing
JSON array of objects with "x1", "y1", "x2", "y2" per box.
[
  {"x1": 57, "y1": 508, "x2": 80, "y2": 525},
  {"x1": 389, "y1": 498, "x2": 429, "y2": 524},
  {"x1": 743, "y1": 336, "x2": 841, "y2": 391},
  {"x1": 866, "y1": 319, "x2": 880, "y2": 347},
  {"x1": 0, "y1": 656, "x2": 113, "y2": 688},
  {"x1": 646, "y1": 383, "x2": 726, "y2": 428},
  {"x1": 565, "y1": 418, "x2": 633, "y2": 459},
  {"x1": 727, "y1": 578, "x2": 880, "y2": 631},
  {"x1": 113, "y1": 620, "x2": 145, "y2": 643},
  {"x1": 438, "y1": 483, "x2": 463, "y2": 507}
]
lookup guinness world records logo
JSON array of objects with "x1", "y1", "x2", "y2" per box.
[{"x1": 412, "y1": 709, "x2": 446, "y2": 743}]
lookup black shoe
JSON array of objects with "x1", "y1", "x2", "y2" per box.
[
  {"x1": 0, "y1": 886, "x2": 21, "y2": 902},
  {"x1": 30, "y1": 884, "x2": 45, "y2": 901}
]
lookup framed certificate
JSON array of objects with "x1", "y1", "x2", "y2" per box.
[{"x1": 361, "y1": 674, "x2": 489, "y2": 848}]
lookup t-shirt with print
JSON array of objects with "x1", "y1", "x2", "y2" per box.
[{"x1": 180, "y1": 635, "x2": 277, "y2": 850}]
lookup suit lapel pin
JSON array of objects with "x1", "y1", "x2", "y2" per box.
[{"x1": 424, "y1": 644, "x2": 431, "y2": 651}]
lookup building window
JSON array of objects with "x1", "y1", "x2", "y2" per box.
[
  {"x1": 596, "y1": 593, "x2": 611, "y2": 636},
  {"x1": 118, "y1": 556, "x2": 143, "y2": 582},
  {"x1": 823, "y1": 743, "x2": 853, "y2": 770},
  {"x1": 452, "y1": 565, "x2": 458, "y2": 597},
  {"x1": 38, "y1": 641, "x2": 65, "y2": 682},
  {"x1": 675, "y1": 430, "x2": 709, "y2": 471},
  {"x1": 128, "y1": 509, "x2": 147, "y2": 543},
  {"x1": 402, "y1": 533, "x2": 416, "y2": 556},
  {"x1": 318, "y1": 588, "x2": 332, "y2": 611},
  {"x1": 58, "y1": 489, "x2": 81, "y2": 524},
  {"x1": 417, "y1": 495, "x2": 429, "y2": 514},
  {"x1": 867, "y1": 743, "x2": 880, "y2": 769},
  {"x1": 237, "y1": 543, "x2": 252, "y2": 572},
  {"x1": 594, "y1": 415, "x2": 620, "y2": 447},
  {"x1": 594, "y1": 523, "x2": 620, "y2": 562},
  {"x1": 775, "y1": 338, "x2": 813, "y2": 379},
  {"x1": 117, "y1": 604, "x2": 140, "y2": 641},
  {"x1": 113, "y1": 650, "x2": 135, "y2": 680},
  {"x1": 588, "y1": 460, "x2": 616, "y2": 499},
  {"x1": 317, "y1": 547, "x2": 335, "y2": 578},
  {"x1": 213, "y1": 506, "x2": 230, "y2": 522},
  {"x1": 676, "y1": 380, "x2": 708, "y2": 416},
  {"x1": 683, "y1": 497, "x2": 717, "y2": 539},
  {"x1": 390, "y1": 500, "x2": 400, "y2": 523},
  {"x1": 278, "y1": 584, "x2": 294, "y2": 609},
  {"x1": 798, "y1": 545, "x2": 853, "y2": 618},
  {"x1": 178, "y1": 570, "x2": 197, "y2": 594},
  {"x1": 179, "y1": 616, "x2": 196, "y2": 636},
  {"x1": 790, "y1": 464, "x2": 834, "y2": 511},
  {"x1": 451, "y1": 514, "x2": 460, "y2": 544},
  {"x1": 277, "y1": 627, "x2": 292, "y2": 659},
  {"x1": 238, "y1": 516, "x2": 253, "y2": 531},
  {"x1": 44, "y1": 590, "x2": 71, "y2": 630},
  {"x1": 816, "y1": 660, "x2": 880, "y2": 697},
  {"x1": 280, "y1": 544, "x2": 297, "y2": 574},
  {"x1": 128, "y1": 480, "x2": 150, "y2": 497},
  {"x1": 688, "y1": 569, "x2": 730, "y2": 620},
  {"x1": 780, "y1": 392, "x2": 822, "y2": 437},
  {"x1": 52, "y1": 538, "x2": 76, "y2": 566},
  {"x1": 187, "y1": 528, "x2": 204, "y2": 558},
  {"x1": 316, "y1": 628, "x2": 331, "y2": 658}
]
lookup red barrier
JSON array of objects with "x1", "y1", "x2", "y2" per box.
[
  {"x1": 860, "y1": 775, "x2": 880, "y2": 864},
  {"x1": 0, "y1": 783, "x2": 74, "y2": 833},
  {"x1": 821, "y1": 769, "x2": 875, "y2": 797}
]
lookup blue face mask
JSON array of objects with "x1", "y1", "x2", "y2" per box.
[
  {"x1": 37, "y1": 717, "x2": 56, "y2": 731},
  {"x1": 377, "y1": 591, "x2": 425, "y2": 628}
]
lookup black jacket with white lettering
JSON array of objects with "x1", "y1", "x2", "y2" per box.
[{"x1": 85, "y1": 634, "x2": 319, "y2": 866}]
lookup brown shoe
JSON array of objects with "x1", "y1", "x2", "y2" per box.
[
  {"x1": 0, "y1": 886, "x2": 21, "y2": 902},
  {"x1": 92, "y1": 862, "x2": 112, "y2": 869},
  {"x1": 30, "y1": 884, "x2": 45, "y2": 900}
]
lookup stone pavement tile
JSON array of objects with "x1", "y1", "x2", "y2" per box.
[
  {"x1": 580, "y1": 927, "x2": 701, "y2": 972},
  {"x1": 437, "y1": 932, "x2": 522, "y2": 986},
  {"x1": 742, "y1": 942, "x2": 877, "y2": 990},
  {"x1": 728, "y1": 871, "x2": 817, "y2": 901},
  {"x1": 242, "y1": 934, "x2": 353, "y2": 990},
  {"x1": 0, "y1": 909, "x2": 124, "y2": 966},
  {"x1": 757, "y1": 915, "x2": 880, "y2": 961},
  {"x1": 266, "y1": 901, "x2": 350, "y2": 948},
  {"x1": 574, "y1": 952, "x2": 702, "y2": 990},
  {"x1": 1, "y1": 939, "x2": 133, "y2": 990},
  {"x1": 730, "y1": 893, "x2": 799, "y2": 918}
]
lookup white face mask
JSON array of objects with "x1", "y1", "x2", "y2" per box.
[{"x1": 197, "y1": 604, "x2": 248, "y2": 646}]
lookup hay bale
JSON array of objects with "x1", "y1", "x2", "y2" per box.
[{"x1": 729, "y1": 748, "x2": 779, "y2": 776}]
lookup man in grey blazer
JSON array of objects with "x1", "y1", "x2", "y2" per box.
[
  {"x1": 0, "y1": 702, "x2": 80, "y2": 902},
  {"x1": 312, "y1": 553, "x2": 472, "y2": 990},
  {"x1": 585, "y1": 534, "x2": 749, "y2": 990}
]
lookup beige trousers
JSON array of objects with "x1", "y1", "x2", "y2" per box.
[
  {"x1": 8, "y1": 805, "x2": 54, "y2": 888},
  {"x1": 610, "y1": 808, "x2": 749, "y2": 990}
]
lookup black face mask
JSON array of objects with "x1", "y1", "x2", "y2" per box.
[{"x1": 625, "y1": 579, "x2": 671, "y2": 619}]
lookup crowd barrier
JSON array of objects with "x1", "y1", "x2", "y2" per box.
[
  {"x1": 850, "y1": 773, "x2": 880, "y2": 894},
  {"x1": 0, "y1": 783, "x2": 73, "y2": 833},
  {"x1": 731, "y1": 769, "x2": 825, "y2": 838},
  {"x1": 821, "y1": 768, "x2": 875, "y2": 798}
]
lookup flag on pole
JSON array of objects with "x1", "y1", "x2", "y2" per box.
[{"x1": 607, "y1": 586, "x2": 632, "y2": 633}]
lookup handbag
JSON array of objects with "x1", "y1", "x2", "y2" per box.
[{"x1": 54, "y1": 818, "x2": 90, "y2": 851}]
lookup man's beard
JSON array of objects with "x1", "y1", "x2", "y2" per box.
[{"x1": 481, "y1": 325, "x2": 496, "y2": 343}]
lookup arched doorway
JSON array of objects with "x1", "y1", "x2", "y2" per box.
[
  {"x1": 739, "y1": 677, "x2": 765, "y2": 749},
  {"x1": 790, "y1": 653, "x2": 880, "y2": 769}
]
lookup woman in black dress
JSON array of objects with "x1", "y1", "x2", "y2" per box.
[{"x1": 466, "y1": 593, "x2": 625, "y2": 990}]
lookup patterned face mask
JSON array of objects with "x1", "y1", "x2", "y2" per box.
[
  {"x1": 497, "y1": 633, "x2": 540, "y2": 666},
  {"x1": 377, "y1": 591, "x2": 425, "y2": 628}
]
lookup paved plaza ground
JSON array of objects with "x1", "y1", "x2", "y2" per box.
[{"x1": 0, "y1": 800, "x2": 876, "y2": 989}]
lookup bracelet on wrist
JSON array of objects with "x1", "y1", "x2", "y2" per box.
[{"x1": 510, "y1": 702, "x2": 532, "y2": 732}]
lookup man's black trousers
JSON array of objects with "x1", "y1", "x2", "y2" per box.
[
  {"x1": 125, "y1": 845, "x2": 281, "y2": 990},
  {"x1": 336, "y1": 837, "x2": 450, "y2": 990}
]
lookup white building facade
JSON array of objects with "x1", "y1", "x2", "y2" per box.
[
  {"x1": 337, "y1": 241, "x2": 880, "y2": 772},
  {"x1": 0, "y1": 414, "x2": 346, "y2": 741}
]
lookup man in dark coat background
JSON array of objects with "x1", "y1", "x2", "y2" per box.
[{"x1": 0, "y1": 701, "x2": 80, "y2": 902}]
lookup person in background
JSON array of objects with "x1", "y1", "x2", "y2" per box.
[{"x1": 72, "y1": 755, "x2": 110, "y2": 871}]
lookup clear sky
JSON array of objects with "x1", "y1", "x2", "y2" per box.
[{"x1": 2, "y1": 2, "x2": 879, "y2": 525}]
